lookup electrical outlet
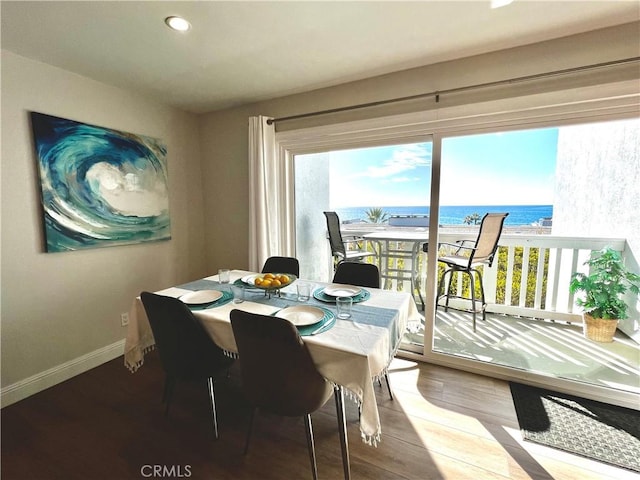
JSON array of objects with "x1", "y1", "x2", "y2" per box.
[{"x1": 121, "y1": 312, "x2": 129, "y2": 327}]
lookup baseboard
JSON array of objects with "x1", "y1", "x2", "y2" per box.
[{"x1": 1, "y1": 339, "x2": 125, "y2": 408}]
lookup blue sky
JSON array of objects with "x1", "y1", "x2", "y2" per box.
[{"x1": 329, "y1": 127, "x2": 558, "y2": 207}]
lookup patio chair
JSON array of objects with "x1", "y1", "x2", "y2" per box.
[
  {"x1": 230, "y1": 310, "x2": 350, "y2": 480},
  {"x1": 324, "y1": 211, "x2": 375, "y2": 268},
  {"x1": 262, "y1": 256, "x2": 300, "y2": 277},
  {"x1": 436, "y1": 212, "x2": 509, "y2": 332},
  {"x1": 140, "y1": 292, "x2": 235, "y2": 439}
]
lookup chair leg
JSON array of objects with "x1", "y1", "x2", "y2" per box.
[
  {"x1": 468, "y1": 271, "x2": 477, "y2": 332},
  {"x1": 385, "y1": 373, "x2": 393, "y2": 400},
  {"x1": 334, "y1": 386, "x2": 351, "y2": 480},
  {"x1": 436, "y1": 267, "x2": 449, "y2": 311},
  {"x1": 206, "y1": 377, "x2": 219, "y2": 440},
  {"x1": 474, "y1": 267, "x2": 487, "y2": 322},
  {"x1": 304, "y1": 414, "x2": 319, "y2": 480},
  {"x1": 443, "y1": 269, "x2": 454, "y2": 312},
  {"x1": 244, "y1": 408, "x2": 256, "y2": 455}
]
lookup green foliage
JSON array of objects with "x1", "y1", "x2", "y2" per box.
[
  {"x1": 365, "y1": 207, "x2": 389, "y2": 224},
  {"x1": 438, "y1": 246, "x2": 549, "y2": 309},
  {"x1": 496, "y1": 246, "x2": 549, "y2": 308},
  {"x1": 569, "y1": 246, "x2": 640, "y2": 320},
  {"x1": 463, "y1": 213, "x2": 481, "y2": 225}
]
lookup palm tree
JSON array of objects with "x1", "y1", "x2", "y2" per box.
[
  {"x1": 463, "y1": 213, "x2": 481, "y2": 225},
  {"x1": 365, "y1": 207, "x2": 389, "y2": 224}
]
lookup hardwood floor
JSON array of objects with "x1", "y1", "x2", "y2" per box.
[{"x1": 2, "y1": 351, "x2": 638, "y2": 480}]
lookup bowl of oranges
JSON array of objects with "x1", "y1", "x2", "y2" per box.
[{"x1": 247, "y1": 273, "x2": 296, "y2": 292}]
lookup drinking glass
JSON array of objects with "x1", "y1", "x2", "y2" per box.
[
  {"x1": 297, "y1": 281, "x2": 311, "y2": 302},
  {"x1": 336, "y1": 296, "x2": 352, "y2": 319},
  {"x1": 218, "y1": 269, "x2": 230, "y2": 284},
  {"x1": 231, "y1": 284, "x2": 245, "y2": 303}
]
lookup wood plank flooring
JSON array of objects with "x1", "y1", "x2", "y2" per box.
[{"x1": 2, "y1": 351, "x2": 638, "y2": 480}]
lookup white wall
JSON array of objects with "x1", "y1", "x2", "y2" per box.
[
  {"x1": 1, "y1": 51, "x2": 207, "y2": 404},
  {"x1": 294, "y1": 152, "x2": 331, "y2": 281},
  {"x1": 554, "y1": 118, "x2": 640, "y2": 339}
]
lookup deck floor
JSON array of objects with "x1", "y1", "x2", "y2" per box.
[{"x1": 403, "y1": 310, "x2": 640, "y2": 395}]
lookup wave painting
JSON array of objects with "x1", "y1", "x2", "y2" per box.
[{"x1": 30, "y1": 112, "x2": 171, "y2": 252}]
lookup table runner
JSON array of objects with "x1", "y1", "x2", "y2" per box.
[{"x1": 124, "y1": 270, "x2": 421, "y2": 445}]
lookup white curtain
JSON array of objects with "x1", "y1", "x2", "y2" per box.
[{"x1": 248, "y1": 116, "x2": 295, "y2": 272}]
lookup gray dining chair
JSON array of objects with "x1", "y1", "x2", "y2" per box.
[
  {"x1": 261, "y1": 256, "x2": 300, "y2": 277},
  {"x1": 230, "y1": 309, "x2": 351, "y2": 480},
  {"x1": 140, "y1": 292, "x2": 235, "y2": 439},
  {"x1": 332, "y1": 262, "x2": 380, "y2": 289}
]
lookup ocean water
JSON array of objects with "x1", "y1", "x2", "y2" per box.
[{"x1": 334, "y1": 205, "x2": 553, "y2": 226}]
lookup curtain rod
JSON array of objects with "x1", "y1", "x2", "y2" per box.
[{"x1": 267, "y1": 56, "x2": 640, "y2": 125}]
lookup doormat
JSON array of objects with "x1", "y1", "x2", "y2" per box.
[{"x1": 509, "y1": 382, "x2": 640, "y2": 472}]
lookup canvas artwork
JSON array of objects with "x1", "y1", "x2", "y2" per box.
[{"x1": 30, "y1": 112, "x2": 171, "y2": 252}]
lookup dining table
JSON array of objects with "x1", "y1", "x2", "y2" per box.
[{"x1": 124, "y1": 269, "x2": 421, "y2": 449}]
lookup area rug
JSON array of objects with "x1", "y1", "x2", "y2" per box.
[{"x1": 509, "y1": 382, "x2": 640, "y2": 472}]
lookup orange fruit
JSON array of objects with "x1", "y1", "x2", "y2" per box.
[
  {"x1": 264, "y1": 273, "x2": 276, "y2": 280},
  {"x1": 272, "y1": 279, "x2": 282, "y2": 287},
  {"x1": 261, "y1": 279, "x2": 272, "y2": 288},
  {"x1": 278, "y1": 275, "x2": 290, "y2": 284}
]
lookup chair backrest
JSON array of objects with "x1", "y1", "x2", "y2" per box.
[
  {"x1": 261, "y1": 256, "x2": 300, "y2": 277},
  {"x1": 470, "y1": 213, "x2": 509, "y2": 267},
  {"x1": 140, "y1": 292, "x2": 229, "y2": 379},
  {"x1": 230, "y1": 310, "x2": 331, "y2": 417},
  {"x1": 323, "y1": 211, "x2": 346, "y2": 257},
  {"x1": 332, "y1": 262, "x2": 380, "y2": 288}
]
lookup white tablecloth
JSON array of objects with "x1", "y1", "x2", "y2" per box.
[{"x1": 124, "y1": 270, "x2": 421, "y2": 445}]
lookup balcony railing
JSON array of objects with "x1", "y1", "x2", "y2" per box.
[
  {"x1": 344, "y1": 224, "x2": 627, "y2": 324},
  {"x1": 432, "y1": 233, "x2": 626, "y2": 324}
]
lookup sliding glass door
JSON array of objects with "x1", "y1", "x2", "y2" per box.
[
  {"x1": 422, "y1": 118, "x2": 639, "y2": 396},
  {"x1": 276, "y1": 89, "x2": 638, "y2": 405}
]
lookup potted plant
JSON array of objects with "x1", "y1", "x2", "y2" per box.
[{"x1": 570, "y1": 246, "x2": 640, "y2": 342}]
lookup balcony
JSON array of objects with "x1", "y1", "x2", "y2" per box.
[{"x1": 342, "y1": 223, "x2": 640, "y2": 400}]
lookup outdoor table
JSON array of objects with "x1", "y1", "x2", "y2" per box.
[{"x1": 363, "y1": 230, "x2": 428, "y2": 310}]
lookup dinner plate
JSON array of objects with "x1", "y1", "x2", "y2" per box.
[
  {"x1": 275, "y1": 306, "x2": 325, "y2": 327},
  {"x1": 179, "y1": 290, "x2": 223, "y2": 306},
  {"x1": 323, "y1": 284, "x2": 362, "y2": 297}
]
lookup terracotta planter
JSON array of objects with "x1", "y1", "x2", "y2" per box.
[{"x1": 583, "y1": 313, "x2": 618, "y2": 343}]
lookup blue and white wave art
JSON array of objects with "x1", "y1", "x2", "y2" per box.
[{"x1": 30, "y1": 112, "x2": 171, "y2": 252}]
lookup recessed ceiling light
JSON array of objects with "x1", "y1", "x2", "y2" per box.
[{"x1": 165, "y1": 16, "x2": 191, "y2": 32}]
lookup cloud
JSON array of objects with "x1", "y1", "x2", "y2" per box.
[
  {"x1": 352, "y1": 144, "x2": 431, "y2": 179},
  {"x1": 384, "y1": 176, "x2": 421, "y2": 183}
]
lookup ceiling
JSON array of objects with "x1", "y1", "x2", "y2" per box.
[{"x1": 2, "y1": 1, "x2": 638, "y2": 114}]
